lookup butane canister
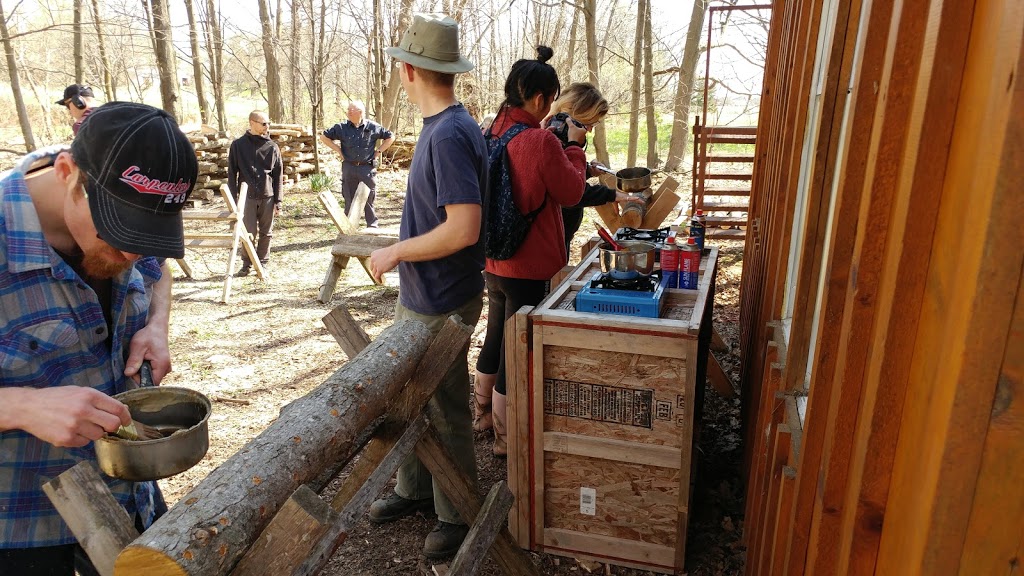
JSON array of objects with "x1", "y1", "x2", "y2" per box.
[
  {"x1": 679, "y1": 236, "x2": 701, "y2": 290},
  {"x1": 660, "y1": 234, "x2": 680, "y2": 289},
  {"x1": 690, "y1": 209, "x2": 707, "y2": 251}
]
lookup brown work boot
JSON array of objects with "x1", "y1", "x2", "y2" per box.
[
  {"x1": 367, "y1": 492, "x2": 434, "y2": 524},
  {"x1": 423, "y1": 521, "x2": 469, "y2": 559}
]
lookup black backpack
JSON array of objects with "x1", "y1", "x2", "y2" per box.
[{"x1": 482, "y1": 123, "x2": 547, "y2": 260}]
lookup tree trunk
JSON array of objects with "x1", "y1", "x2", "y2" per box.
[
  {"x1": 598, "y1": 0, "x2": 617, "y2": 65},
  {"x1": 89, "y1": 0, "x2": 115, "y2": 99},
  {"x1": 563, "y1": 8, "x2": 579, "y2": 75},
  {"x1": 643, "y1": 0, "x2": 658, "y2": 168},
  {"x1": 583, "y1": 0, "x2": 607, "y2": 166},
  {"x1": 184, "y1": 0, "x2": 210, "y2": 124},
  {"x1": 204, "y1": 0, "x2": 226, "y2": 131},
  {"x1": 0, "y1": 0, "x2": 35, "y2": 151},
  {"x1": 113, "y1": 320, "x2": 435, "y2": 575},
  {"x1": 18, "y1": 54, "x2": 56, "y2": 142},
  {"x1": 149, "y1": 0, "x2": 180, "y2": 120},
  {"x1": 275, "y1": 0, "x2": 282, "y2": 39},
  {"x1": 73, "y1": 0, "x2": 84, "y2": 83},
  {"x1": 626, "y1": 0, "x2": 646, "y2": 167},
  {"x1": 370, "y1": 0, "x2": 383, "y2": 117},
  {"x1": 664, "y1": 0, "x2": 708, "y2": 172},
  {"x1": 379, "y1": 0, "x2": 413, "y2": 129},
  {"x1": 257, "y1": 0, "x2": 286, "y2": 121},
  {"x1": 309, "y1": 0, "x2": 327, "y2": 171},
  {"x1": 289, "y1": 0, "x2": 298, "y2": 122}
]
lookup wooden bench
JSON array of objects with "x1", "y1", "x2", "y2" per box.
[{"x1": 317, "y1": 184, "x2": 399, "y2": 303}]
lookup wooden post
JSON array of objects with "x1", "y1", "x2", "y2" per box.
[
  {"x1": 415, "y1": 426, "x2": 541, "y2": 576},
  {"x1": 640, "y1": 176, "x2": 680, "y2": 230},
  {"x1": 43, "y1": 462, "x2": 139, "y2": 576},
  {"x1": 330, "y1": 316, "x2": 472, "y2": 511},
  {"x1": 447, "y1": 481, "x2": 516, "y2": 576},
  {"x1": 229, "y1": 485, "x2": 338, "y2": 576},
  {"x1": 294, "y1": 415, "x2": 431, "y2": 576},
  {"x1": 707, "y1": 352, "x2": 737, "y2": 398},
  {"x1": 114, "y1": 320, "x2": 435, "y2": 576},
  {"x1": 321, "y1": 302, "x2": 372, "y2": 359}
]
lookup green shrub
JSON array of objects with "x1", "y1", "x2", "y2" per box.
[{"x1": 308, "y1": 172, "x2": 334, "y2": 193}]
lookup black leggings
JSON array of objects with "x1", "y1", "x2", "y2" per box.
[{"x1": 476, "y1": 273, "x2": 548, "y2": 394}]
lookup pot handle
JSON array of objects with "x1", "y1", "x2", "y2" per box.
[{"x1": 139, "y1": 360, "x2": 155, "y2": 388}]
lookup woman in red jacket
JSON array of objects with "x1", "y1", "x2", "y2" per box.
[{"x1": 474, "y1": 45, "x2": 588, "y2": 455}]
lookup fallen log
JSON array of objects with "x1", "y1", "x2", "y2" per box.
[{"x1": 113, "y1": 319, "x2": 434, "y2": 576}]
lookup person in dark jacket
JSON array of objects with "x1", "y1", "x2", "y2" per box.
[
  {"x1": 547, "y1": 83, "x2": 628, "y2": 258},
  {"x1": 227, "y1": 110, "x2": 283, "y2": 276}
]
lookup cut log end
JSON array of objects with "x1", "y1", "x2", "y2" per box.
[{"x1": 114, "y1": 545, "x2": 188, "y2": 576}]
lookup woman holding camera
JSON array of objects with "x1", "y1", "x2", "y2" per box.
[
  {"x1": 548, "y1": 83, "x2": 630, "y2": 258},
  {"x1": 474, "y1": 46, "x2": 587, "y2": 456}
]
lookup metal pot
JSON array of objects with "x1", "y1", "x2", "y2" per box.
[
  {"x1": 599, "y1": 240, "x2": 657, "y2": 280},
  {"x1": 591, "y1": 164, "x2": 656, "y2": 193},
  {"x1": 614, "y1": 167, "x2": 654, "y2": 192},
  {"x1": 95, "y1": 386, "x2": 211, "y2": 481}
]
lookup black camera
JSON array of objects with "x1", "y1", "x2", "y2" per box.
[{"x1": 548, "y1": 112, "x2": 585, "y2": 147}]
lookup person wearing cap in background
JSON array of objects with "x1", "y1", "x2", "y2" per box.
[
  {"x1": 0, "y1": 101, "x2": 197, "y2": 575},
  {"x1": 227, "y1": 110, "x2": 284, "y2": 276},
  {"x1": 55, "y1": 84, "x2": 97, "y2": 136},
  {"x1": 365, "y1": 13, "x2": 488, "y2": 559},
  {"x1": 319, "y1": 100, "x2": 395, "y2": 228}
]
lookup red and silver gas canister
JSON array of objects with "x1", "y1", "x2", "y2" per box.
[{"x1": 660, "y1": 233, "x2": 680, "y2": 289}]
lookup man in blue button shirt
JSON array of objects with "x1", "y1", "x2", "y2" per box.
[{"x1": 319, "y1": 101, "x2": 395, "y2": 228}]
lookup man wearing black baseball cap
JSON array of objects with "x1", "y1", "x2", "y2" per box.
[
  {"x1": 55, "y1": 84, "x2": 96, "y2": 136},
  {"x1": 0, "y1": 102, "x2": 196, "y2": 574}
]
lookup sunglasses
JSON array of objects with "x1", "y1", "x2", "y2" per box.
[{"x1": 252, "y1": 120, "x2": 270, "y2": 126}]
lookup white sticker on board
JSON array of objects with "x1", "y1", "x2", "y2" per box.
[{"x1": 580, "y1": 487, "x2": 596, "y2": 515}]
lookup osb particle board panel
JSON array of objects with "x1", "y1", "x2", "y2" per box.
[
  {"x1": 543, "y1": 451, "x2": 681, "y2": 547},
  {"x1": 541, "y1": 345, "x2": 692, "y2": 447}
]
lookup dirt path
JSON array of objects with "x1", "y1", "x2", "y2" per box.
[{"x1": 161, "y1": 163, "x2": 746, "y2": 575}]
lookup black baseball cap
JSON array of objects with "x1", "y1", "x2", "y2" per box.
[
  {"x1": 55, "y1": 84, "x2": 94, "y2": 105},
  {"x1": 70, "y1": 102, "x2": 197, "y2": 259}
]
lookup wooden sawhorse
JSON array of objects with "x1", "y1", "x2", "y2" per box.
[
  {"x1": 176, "y1": 183, "x2": 266, "y2": 303},
  {"x1": 316, "y1": 185, "x2": 399, "y2": 303},
  {"x1": 44, "y1": 305, "x2": 538, "y2": 576}
]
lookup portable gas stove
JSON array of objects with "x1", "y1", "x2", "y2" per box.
[
  {"x1": 575, "y1": 271, "x2": 666, "y2": 318},
  {"x1": 615, "y1": 227, "x2": 672, "y2": 260}
]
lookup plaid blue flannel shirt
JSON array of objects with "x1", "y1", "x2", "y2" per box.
[{"x1": 0, "y1": 147, "x2": 162, "y2": 548}]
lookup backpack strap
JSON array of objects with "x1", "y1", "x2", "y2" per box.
[{"x1": 487, "y1": 122, "x2": 529, "y2": 160}]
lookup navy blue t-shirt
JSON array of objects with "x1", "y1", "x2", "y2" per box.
[{"x1": 398, "y1": 104, "x2": 487, "y2": 315}]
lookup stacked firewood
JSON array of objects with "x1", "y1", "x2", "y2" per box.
[
  {"x1": 184, "y1": 124, "x2": 320, "y2": 206},
  {"x1": 268, "y1": 123, "x2": 318, "y2": 184}
]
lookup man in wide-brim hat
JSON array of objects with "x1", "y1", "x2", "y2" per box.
[{"x1": 367, "y1": 13, "x2": 489, "y2": 560}]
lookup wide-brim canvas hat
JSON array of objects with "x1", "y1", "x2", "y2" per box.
[
  {"x1": 386, "y1": 13, "x2": 474, "y2": 74},
  {"x1": 71, "y1": 102, "x2": 197, "y2": 259}
]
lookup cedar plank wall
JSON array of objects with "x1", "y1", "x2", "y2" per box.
[{"x1": 739, "y1": 0, "x2": 1024, "y2": 574}]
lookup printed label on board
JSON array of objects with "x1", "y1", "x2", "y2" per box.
[
  {"x1": 580, "y1": 487, "x2": 597, "y2": 515},
  {"x1": 544, "y1": 378, "x2": 654, "y2": 428}
]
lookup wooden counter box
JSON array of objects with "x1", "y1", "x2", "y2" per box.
[{"x1": 505, "y1": 246, "x2": 718, "y2": 575}]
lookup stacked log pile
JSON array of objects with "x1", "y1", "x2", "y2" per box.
[
  {"x1": 185, "y1": 124, "x2": 320, "y2": 205},
  {"x1": 270, "y1": 123, "x2": 318, "y2": 184}
]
